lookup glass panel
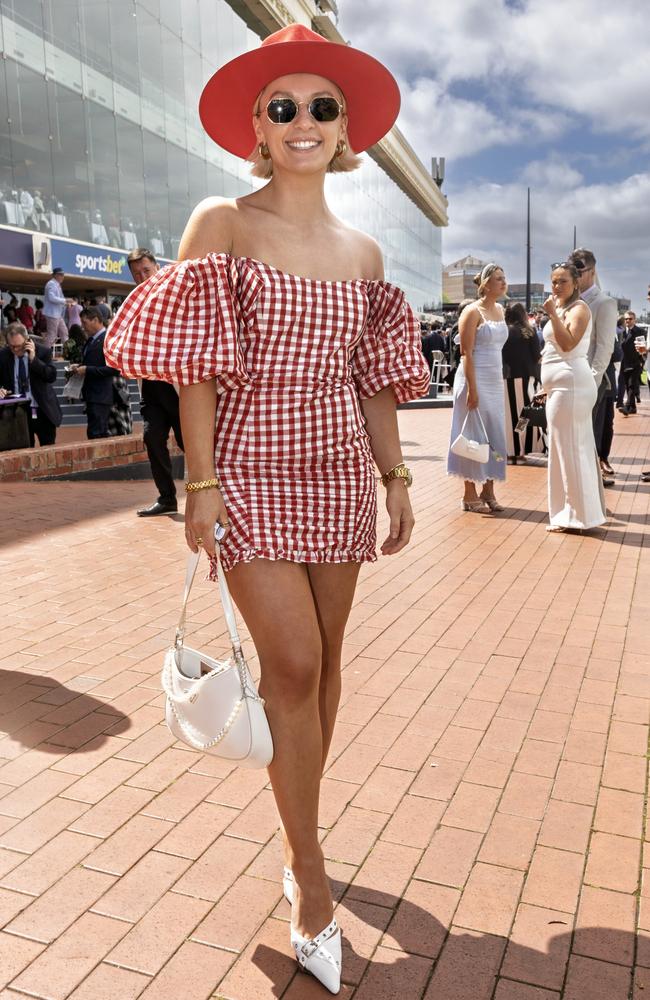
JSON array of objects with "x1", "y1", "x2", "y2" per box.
[
  {"x1": 199, "y1": 0, "x2": 219, "y2": 69},
  {"x1": 181, "y1": 0, "x2": 201, "y2": 53},
  {"x1": 0, "y1": 0, "x2": 44, "y2": 33},
  {"x1": 42, "y1": 0, "x2": 82, "y2": 58},
  {"x1": 3, "y1": 60, "x2": 54, "y2": 231},
  {"x1": 187, "y1": 153, "x2": 207, "y2": 212},
  {"x1": 166, "y1": 142, "x2": 190, "y2": 257},
  {"x1": 161, "y1": 25, "x2": 186, "y2": 147},
  {"x1": 109, "y1": 0, "x2": 139, "y2": 93},
  {"x1": 0, "y1": 60, "x2": 15, "y2": 198},
  {"x1": 142, "y1": 129, "x2": 171, "y2": 256},
  {"x1": 50, "y1": 82, "x2": 90, "y2": 239},
  {"x1": 86, "y1": 100, "x2": 119, "y2": 244},
  {"x1": 160, "y1": 0, "x2": 181, "y2": 37},
  {"x1": 78, "y1": 0, "x2": 112, "y2": 78},
  {"x1": 115, "y1": 114, "x2": 146, "y2": 250},
  {"x1": 136, "y1": 5, "x2": 164, "y2": 138}
]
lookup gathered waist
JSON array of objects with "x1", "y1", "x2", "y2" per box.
[{"x1": 247, "y1": 373, "x2": 354, "y2": 394}]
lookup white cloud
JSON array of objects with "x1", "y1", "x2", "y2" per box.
[
  {"x1": 520, "y1": 158, "x2": 584, "y2": 188},
  {"x1": 337, "y1": 0, "x2": 650, "y2": 309},
  {"x1": 339, "y1": 0, "x2": 650, "y2": 154},
  {"x1": 443, "y1": 171, "x2": 650, "y2": 311}
]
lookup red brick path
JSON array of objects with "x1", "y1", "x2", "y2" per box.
[{"x1": 1, "y1": 401, "x2": 649, "y2": 999}]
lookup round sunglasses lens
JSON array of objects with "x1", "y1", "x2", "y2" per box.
[
  {"x1": 267, "y1": 99, "x2": 297, "y2": 124},
  {"x1": 309, "y1": 98, "x2": 341, "y2": 122}
]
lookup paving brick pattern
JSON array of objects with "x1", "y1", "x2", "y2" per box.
[{"x1": 1, "y1": 401, "x2": 649, "y2": 999}]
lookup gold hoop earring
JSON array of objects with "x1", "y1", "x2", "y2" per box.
[
  {"x1": 334, "y1": 140, "x2": 347, "y2": 158},
  {"x1": 259, "y1": 143, "x2": 271, "y2": 160}
]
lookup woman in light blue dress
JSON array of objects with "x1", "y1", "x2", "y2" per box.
[{"x1": 447, "y1": 263, "x2": 508, "y2": 511}]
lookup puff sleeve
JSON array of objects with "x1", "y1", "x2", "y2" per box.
[
  {"x1": 104, "y1": 253, "x2": 250, "y2": 390},
  {"x1": 352, "y1": 282, "x2": 430, "y2": 404}
]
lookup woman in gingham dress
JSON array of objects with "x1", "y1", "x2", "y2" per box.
[{"x1": 105, "y1": 25, "x2": 428, "y2": 994}]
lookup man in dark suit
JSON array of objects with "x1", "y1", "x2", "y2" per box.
[
  {"x1": 0, "y1": 321, "x2": 62, "y2": 445},
  {"x1": 70, "y1": 306, "x2": 117, "y2": 439},
  {"x1": 126, "y1": 247, "x2": 184, "y2": 516},
  {"x1": 617, "y1": 311, "x2": 645, "y2": 416}
]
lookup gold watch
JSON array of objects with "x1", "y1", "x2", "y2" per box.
[{"x1": 381, "y1": 463, "x2": 413, "y2": 488}]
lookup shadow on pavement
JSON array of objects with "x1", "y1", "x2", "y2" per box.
[
  {"x1": 0, "y1": 479, "x2": 185, "y2": 551},
  {"x1": 253, "y1": 881, "x2": 641, "y2": 997},
  {"x1": 0, "y1": 669, "x2": 129, "y2": 755}
]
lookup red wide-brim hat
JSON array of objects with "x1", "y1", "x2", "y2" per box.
[{"x1": 199, "y1": 24, "x2": 401, "y2": 159}]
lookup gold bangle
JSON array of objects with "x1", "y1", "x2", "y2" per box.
[{"x1": 185, "y1": 478, "x2": 221, "y2": 493}]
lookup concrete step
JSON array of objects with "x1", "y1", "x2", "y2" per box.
[{"x1": 54, "y1": 361, "x2": 141, "y2": 426}]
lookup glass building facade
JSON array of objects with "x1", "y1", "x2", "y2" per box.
[{"x1": 0, "y1": 0, "x2": 442, "y2": 308}]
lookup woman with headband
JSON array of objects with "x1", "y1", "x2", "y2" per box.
[
  {"x1": 105, "y1": 25, "x2": 429, "y2": 994},
  {"x1": 447, "y1": 262, "x2": 508, "y2": 511}
]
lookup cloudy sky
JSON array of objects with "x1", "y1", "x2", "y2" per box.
[{"x1": 338, "y1": 0, "x2": 649, "y2": 312}]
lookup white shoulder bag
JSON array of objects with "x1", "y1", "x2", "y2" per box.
[
  {"x1": 161, "y1": 548, "x2": 274, "y2": 768},
  {"x1": 450, "y1": 409, "x2": 490, "y2": 464}
]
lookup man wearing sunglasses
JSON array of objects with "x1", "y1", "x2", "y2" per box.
[
  {"x1": 618, "y1": 311, "x2": 646, "y2": 416},
  {"x1": 568, "y1": 248, "x2": 617, "y2": 485}
]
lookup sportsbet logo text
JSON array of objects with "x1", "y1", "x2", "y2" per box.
[{"x1": 74, "y1": 253, "x2": 127, "y2": 275}]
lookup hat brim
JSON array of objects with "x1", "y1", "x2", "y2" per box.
[{"x1": 199, "y1": 39, "x2": 401, "y2": 158}]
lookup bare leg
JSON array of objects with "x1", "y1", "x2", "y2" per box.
[
  {"x1": 225, "y1": 559, "x2": 358, "y2": 938},
  {"x1": 463, "y1": 479, "x2": 481, "y2": 502},
  {"x1": 307, "y1": 562, "x2": 360, "y2": 770},
  {"x1": 480, "y1": 478, "x2": 497, "y2": 501}
]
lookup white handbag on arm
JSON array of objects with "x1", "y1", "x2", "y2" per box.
[
  {"x1": 450, "y1": 409, "x2": 491, "y2": 464},
  {"x1": 161, "y1": 547, "x2": 274, "y2": 768}
]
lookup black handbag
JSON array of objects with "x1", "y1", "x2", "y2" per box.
[
  {"x1": 0, "y1": 399, "x2": 31, "y2": 451},
  {"x1": 519, "y1": 398, "x2": 547, "y2": 430}
]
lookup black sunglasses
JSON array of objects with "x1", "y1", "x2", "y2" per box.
[
  {"x1": 550, "y1": 260, "x2": 586, "y2": 271},
  {"x1": 257, "y1": 96, "x2": 344, "y2": 125}
]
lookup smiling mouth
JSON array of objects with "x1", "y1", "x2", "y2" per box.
[{"x1": 285, "y1": 139, "x2": 322, "y2": 151}]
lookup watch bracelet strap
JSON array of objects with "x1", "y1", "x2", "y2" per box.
[{"x1": 381, "y1": 463, "x2": 408, "y2": 485}]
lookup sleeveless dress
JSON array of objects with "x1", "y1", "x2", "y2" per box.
[
  {"x1": 104, "y1": 253, "x2": 429, "y2": 572},
  {"x1": 447, "y1": 313, "x2": 508, "y2": 484},
  {"x1": 541, "y1": 314, "x2": 606, "y2": 529}
]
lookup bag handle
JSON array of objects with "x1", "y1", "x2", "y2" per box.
[
  {"x1": 175, "y1": 545, "x2": 242, "y2": 656},
  {"x1": 461, "y1": 408, "x2": 489, "y2": 444}
]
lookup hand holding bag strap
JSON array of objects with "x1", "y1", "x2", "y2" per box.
[{"x1": 175, "y1": 545, "x2": 243, "y2": 656}]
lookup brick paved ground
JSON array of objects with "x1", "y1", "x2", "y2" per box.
[{"x1": 1, "y1": 398, "x2": 649, "y2": 1000}]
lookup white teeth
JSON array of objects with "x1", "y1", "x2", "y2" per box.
[{"x1": 287, "y1": 141, "x2": 320, "y2": 149}]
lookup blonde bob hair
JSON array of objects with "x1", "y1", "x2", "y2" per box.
[
  {"x1": 473, "y1": 262, "x2": 503, "y2": 298},
  {"x1": 249, "y1": 84, "x2": 362, "y2": 179}
]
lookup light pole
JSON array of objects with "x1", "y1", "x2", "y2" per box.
[{"x1": 525, "y1": 187, "x2": 531, "y2": 313}]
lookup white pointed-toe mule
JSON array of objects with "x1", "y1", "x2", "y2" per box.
[
  {"x1": 283, "y1": 866, "x2": 294, "y2": 904},
  {"x1": 291, "y1": 918, "x2": 342, "y2": 995}
]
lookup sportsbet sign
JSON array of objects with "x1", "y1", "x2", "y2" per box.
[
  {"x1": 50, "y1": 238, "x2": 132, "y2": 284},
  {"x1": 74, "y1": 251, "x2": 128, "y2": 276}
]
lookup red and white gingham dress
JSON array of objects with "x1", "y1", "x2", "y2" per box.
[{"x1": 105, "y1": 253, "x2": 429, "y2": 572}]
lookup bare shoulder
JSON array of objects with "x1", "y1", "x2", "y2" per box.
[
  {"x1": 460, "y1": 302, "x2": 482, "y2": 328},
  {"x1": 339, "y1": 227, "x2": 384, "y2": 280},
  {"x1": 572, "y1": 300, "x2": 591, "y2": 320},
  {"x1": 178, "y1": 197, "x2": 237, "y2": 260}
]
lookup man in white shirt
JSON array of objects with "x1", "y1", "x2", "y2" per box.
[
  {"x1": 568, "y1": 248, "x2": 617, "y2": 485},
  {"x1": 42, "y1": 267, "x2": 69, "y2": 349}
]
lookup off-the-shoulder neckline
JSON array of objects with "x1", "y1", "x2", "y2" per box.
[{"x1": 196, "y1": 252, "x2": 397, "y2": 289}]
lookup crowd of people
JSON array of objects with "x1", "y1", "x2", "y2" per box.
[
  {"x1": 0, "y1": 251, "x2": 183, "y2": 518},
  {"x1": 444, "y1": 249, "x2": 650, "y2": 530},
  {"x1": 0, "y1": 277, "x2": 130, "y2": 446}
]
